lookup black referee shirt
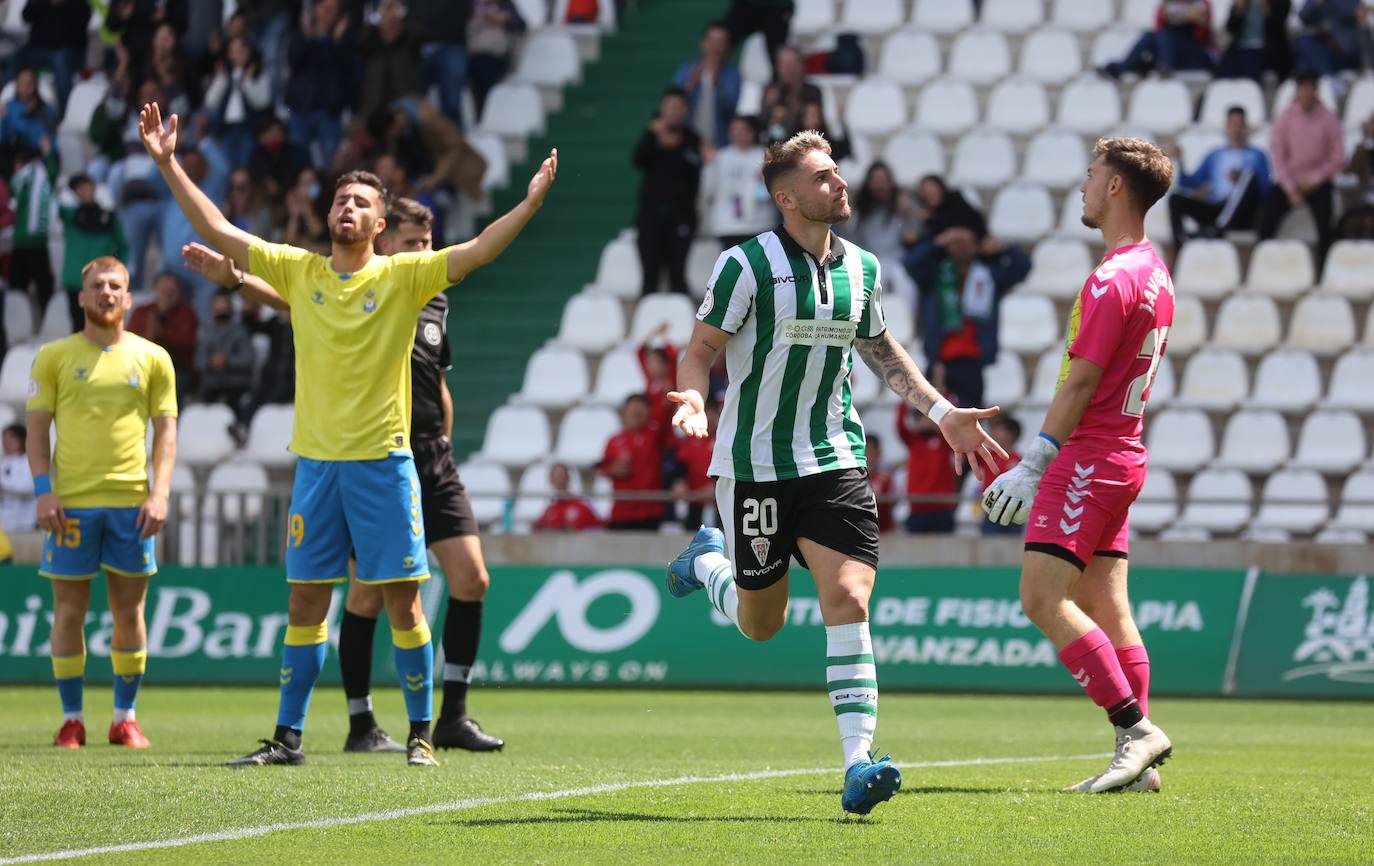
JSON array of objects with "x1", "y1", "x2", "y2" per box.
[{"x1": 411, "y1": 292, "x2": 451, "y2": 441}]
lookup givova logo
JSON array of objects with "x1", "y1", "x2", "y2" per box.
[{"x1": 499, "y1": 569, "x2": 660, "y2": 654}]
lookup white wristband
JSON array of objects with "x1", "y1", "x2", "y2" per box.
[{"x1": 927, "y1": 398, "x2": 954, "y2": 425}]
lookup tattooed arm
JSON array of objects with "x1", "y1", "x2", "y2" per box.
[{"x1": 854, "y1": 330, "x2": 1007, "y2": 480}]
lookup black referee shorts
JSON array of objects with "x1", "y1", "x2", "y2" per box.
[{"x1": 413, "y1": 435, "x2": 479, "y2": 544}]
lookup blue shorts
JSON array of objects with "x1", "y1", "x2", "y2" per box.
[
  {"x1": 286, "y1": 454, "x2": 429, "y2": 584},
  {"x1": 40, "y1": 507, "x2": 157, "y2": 580}
]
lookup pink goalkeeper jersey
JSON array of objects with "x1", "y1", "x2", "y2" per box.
[{"x1": 1055, "y1": 240, "x2": 1175, "y2": 447}]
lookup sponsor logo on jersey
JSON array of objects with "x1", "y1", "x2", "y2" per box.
[
  {"x1": 751, "y1": 536, "x2": 770, "y2": 565},
  {"x1": 777, "y1": 318, "x2": 857, "y2": 347},
  {"x1": 770, "y1": 274, "x2": 810, "y2": 286}
]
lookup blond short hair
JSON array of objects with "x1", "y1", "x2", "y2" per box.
[
  {"x1": 762, "y1": 130, "x2": 832, "y2": 193},
  {"x1": 81, "y1": 256, "x2": 129, "y2": 288},
  {"x1": 1093, "y1": 136, "x2": 1174, "y2": 212}
]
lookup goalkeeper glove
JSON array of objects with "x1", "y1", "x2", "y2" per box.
[{"x1": 981, "y1": 433, "x2": 1060, "y2": 526}]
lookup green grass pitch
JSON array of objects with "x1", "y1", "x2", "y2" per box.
[{"x1": 1, "y1": 687, "x2": 1371, "y2": 864}]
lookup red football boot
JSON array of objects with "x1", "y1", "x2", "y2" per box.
[
  {"x1": 108, "y1": 719, "x2": 151, "y2": 749},
  {"x1": 53, "y1": 719, "x2": 86, "y2": 748}
]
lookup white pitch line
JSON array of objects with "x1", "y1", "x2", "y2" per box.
[{"x1": 1, "y1": 752, "x2": 1110, "y2": 865}]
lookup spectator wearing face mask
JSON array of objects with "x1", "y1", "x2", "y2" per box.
[{"x1": 197, "y1": 288, "x2": 255, "y2": 412}]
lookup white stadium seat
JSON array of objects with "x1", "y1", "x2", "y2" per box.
[
  {"x1": 915, "y1": 78, "x2": 979, "y2": 137},
  {"x1": 5, "y1": 291, "x2": 33, "y2": 348},
  {"x1": 1287, "y1": 294, "x2": 1356, "y2": 355},
  {"x1": 1023, "y1": 128, "x2": 1088, "y2": 189},
  {"x1": 478, "y1": 81, "x2": 545, "y2": 139},
  {"x1": 556, "y1": 292, "x2": 625, "y2": 353},
  {"x1": 1159, "y1": 525, "x2": 1213, "y2": 542},
  {"x1": 1255, "y1": 469, "x2": 1330, "y2": 534},
  {"x1": 511, "y1": 0, "x2": 547, "y2": 28},
  {"x1": 1179, "y1": 468, "x2": 1253, "y2": 533},
  {"x1": 983, "y1": 352, "x2": 1026, "y2": 406},
  {"x1": 480, "y1": 405, "x2": 551, "y2": 467},
  {"x1": 948, "y1": 28, "x2": 1012, "y2": 86},
  {"x1": 456, "y1": 460, "x2": 511, "y2": 527},
  {"x1": 1315, "y1": 527, "x2": 1368, "y2": 544},
  {"x1": 1245, "y1": 239, "x2": 1315, "y2": 298},
  {"x1": 951, "y1": 129, "x2": 1017, "y2": 188},
  {"x1": 1291, "y1": 410, "x2": 1367, "y2": 473},
  {"x1": 38, "y1": 295, "x2": 71, "y2": 340},
  {"x1": 982, "y1": 0, "x2": 1044, "y2": 32},
  {"x1": 988, "y1": 183, "x2": 1055, "y2": 243},
  {"x1": 878, "y1": 29, "x2": 942, "y2": 86},
  {"x1": 1131, "y1": 469, "x2": 1178, "y2": 532},
  {"x1": 1365, "y1": 305, "x2": 1374, "y2": 348},
  {"x1": 1272, "y1": 76, "x2": 1339, "y2": 117},
  {"x1": 1018, "y1": 27, "x2": 1082, "y2": 84},
  {"x1": 1025, "y1": 348, "x2": 1062, "y2": 407},
  {"x1": 203, "y1": 460, "x2": 269, "y2": 522},
  {"x1": 0, "y1": 343, "x2": 37, "y2": 407},
  {"x1": 1127, "y1": 79, "x2": 1193, "y2": 135},
  {"x1": 1168, "y1": 295, "x2": 1208, "y2": 354},
  {"x1": 1324, "y1": 350, "x2": 1374, "y2": 410},
  {"x1": 998, "y1": 294, "x2": 1059, "y2": 354},
  {"x1": 1332, "y1": 471, "x2": 1374, "y2": 533},
  {"x1": 1199, "y1": 78, "x2": 1266, "y2": 128},
  {"x1": 1319, "y1": 240, "x2": 1374, "y2": 299},
  {"x1": 176, "y1": 404, "x2": 238, "y2": 467},
  {"x1": 1026, "y1": 238, "x2": 1091, "y2": 298},
  {"x1": 1091, "y1": 27, "x2": 1144, "y2": 68},
  {"x1": 243, "y1": 405, "x2": 295, "y2": 467},
  {"x1": 1051, "y1": 0, "x2": 1114, "y2": 31},
  {"x1": 1147, "y1": 354, "x2": 1176, "y2": 408},
  {"x1": 686, "y1": 239, "x2": 721, "y2": 298},
  {"x1": 1343, "y1": 75, "x2": 1374, "y2": 127},
  {"x1": 839, "y1": 0, "x2": 903, "y2": 34},
  {"x1": 740, "y1": 33, "x2": 771, "y2": 85},
  {"x1": 792, "y1": 0, "x2": 837, "y2": 36},
  {"x1": 1056, "y1": 75, "x2": 1122, "y2": 134},
  {"x1": 1176, "y1": 125, "x2": 1226, "y2": 174},
  {"x1": 1146, "y1": 408, "x2": 1215, "y2": 471},
  {"x1": 514, "y1": 29, "x2": 581, "y2": 87},
  {"x1": 1211, "y1": 295, "x2": 1282, "y2": 356},
  {"x1": 882, "y1": 128, "x2": 945, "y2": 186},
  {"x1": 1251, "y1": 350, "x2": 1322, "y2": 411},
  {"x1": 1215, "y1": 410, "x2": 1290, "y2": 471},
  {"x1": 913, "y1": 0, "x2": 975, "y2": 34},
  {"x1": 466, "y1": 131, "x2": 511, "y2": 191},
  {"x1": 553, "y1": 404, "x2": 621, "y2": 466},
  {"x1": 849, "y1": 357, "x2": 882, "y2": 404},
  {"x1": 1172, "y1": 239, "x2": 1241, "y2": 299},
  {"x1": 881, "y1": 294, "x2": 915, "y2": 346},
  {"x1": 591, "y1": 236, "x2": 641, "y2": 298},
  {"x1": 517, "y1": 345, "x2": 589, "y2": 408},
  {"x1": 1145, "y1": 196, "x2": 1173, "y2": 245},
  {"x1": 843, "y1": 78, "x2": 908, "y2": 138},
  {"x1": 629, "y1": 294, "x2": 696, "y2": 346},
  {"x1": 1175, "y1": 349, "x2": 1248, "y2": 409},
  {"x1": 985, "y1": 78, "x2": 1051, "y2": 135},
  {"x1": 591, "y1": 347, "x2": 644, "y2": 405}
]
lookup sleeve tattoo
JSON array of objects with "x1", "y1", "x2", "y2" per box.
[{"x1": 854, "y1": 332, "x2": 938, "y2": 415}]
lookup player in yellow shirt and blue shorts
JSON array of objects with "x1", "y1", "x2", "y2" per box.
[
  {"x1": 139, "y1": 102, "x2": 556, "y2": 767},
  {"x1": 27, "y1": 256, "x2": 178, "y2": 751}
]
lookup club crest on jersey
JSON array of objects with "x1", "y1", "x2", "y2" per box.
[
  {"x1": 311, "y1": 290, "x2": 325, "y2": 305},
  {"x1": 127, "y1": 370, "x2": 140, "y2": 388},
  {"x1": 697, "y1": 286, "x2": 714, "y2": 318},
  {"x1": 423, "y1": 322, "x2": 441, "y2": 345},
  {"x1": 750, "y1": 536, "x2": 770, "y2": 565},
  {"x1": 362, "y1": 290, "x2": 377, "y2": 313},
  {"x1": 74, "y1": 368, "x2": 87, "y2": 381}
]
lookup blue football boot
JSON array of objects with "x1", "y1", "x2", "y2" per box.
[
  {"x1": 665, "y1": 526, "x2": 724, "y2": 598},
  {"x1": 841, "y1": 753, "x2": 902, "y2": 816}
]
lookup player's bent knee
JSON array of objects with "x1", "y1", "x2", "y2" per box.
[{"x1": 739, "y1": 615, "x2": 784, "y2": 642}]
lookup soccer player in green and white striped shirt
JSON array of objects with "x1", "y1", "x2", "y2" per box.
[{"x1": 665, "y1": 131, "x2": 1006, "y2": 816}]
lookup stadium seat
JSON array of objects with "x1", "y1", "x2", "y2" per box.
[
  {"x1": 983, "y1": 352, "x2": 1025, "y2": 406},
  {"x1": 176, "y1": 404, "x2": 238, "y2": 467},
  {"x1": 686, "y1": 239, "x2": 721, "y2": 298},
  {"x1": 982, "y1": 0, "x2": 1044, "y2": 32},
  {"x1": 1291, "y1": 410, "x2": 1367, "y2": 473},
  {"x1": 1215, "y1": 410, "x2": 1290, "y2": 471},
  {"x1": 1147, "y1": 354, "x2": 1176, "y2": 408},
  {"x1": 1175, "y1": 349, "x2": 1248, "y2": 409},
  {"x1": 1158, "y1": 524, "x2": 1213, "y2": 542},
  {"x1": 591, "y1": 347, "x2": 643, "y2": 405},
  {"x1": 882, "y1": 127, "x2": 946, "y2": 186},
  {"x1": 1240, "y1": 525, "x2": 1293, "y2": 543},
  {"x1": 510, "y1": 0, "x2": 547, "y2": 28},
  {"x1": 985, "y1": 78, "x2": 1051, "y2": 135},
  {"x1": 0, "y1": 343, "x2": 37, "y2": 407},
  {"x1": 517, "y1": 345, "x2": 589, "y2": 408},
  {"x1": 1126, "y1": 79, "x2": 1192, "y2": 135},
  {"x1": 1146, "y1": 408, "x2": 1215, "y2": 471},
  {"x1": 843, "y1": 78, "x2": 907, "y2": 138},
  {"x1": 1332, "y1": 471, "x2": 1374, "y2": 533},
  {"x1": 480, "y1": 405, "x2": 551, "y2": 467},
  {"x1": 998, "y1": 294, "x2": 1059, "y2": 354},
  {"x1": 1023, "y1": 128, "x2": 1088, "y2": 189},
  {"x1": 1318, "y1": 240, "x2": 1374, "y2": 299},
  {"x1": 203, "y1": 460, "x2": 269, "y2": 523},
  {"x1": 1144, "y1": 195, "x2": 1173, "y2": 245},
  {"x1": 881, "y1": 293, "x2": 915, "y2": 345},
  {"x1": 877, "y1": 29, "x2": 942, "y2": 86},
  {"x1": 1130, "y1": 469, "x2": 1178, "y2": 532},
  {"x1": 1018, "y1": 27, "x2": 1081, "y2": 84},
  {"x1": 1025, "y1": 238, "x2": 1091, "y2": 298},
  {"x1": 557, "y1": 292, "x2": 625, "y2": 353},
  {"x1": 1175, "y1": 125, "x2": 1226, "y2": 174},
  {"x1": 243, "y1": 405, "x2": 296, "y2": 467},
  {"x1": 591, "y1": 236, "x2": 641, "y2": 298},
  {"x1": 1090, "y1": 26, "x2": 1143, "y2": 68},
  {"x1": 912, "y1": 0, "x2": 975, "y2": 34},
  {"x1": 514, "y1": 29, "x2": 581, "y2": 87},
  {"x1": 1272, "y1": 76, "x2": 1339, "y2": 117},
  {"x1": 1172, "y1": 239, "x2": 1240, "y2": 300},
  {"x1": 848, "y1": 355, "x2": 882, "y2": 405},
  {"x1": 466, "y1": 131, "x2": 511, "y2": 191},
  {"x1": 1025, "y1": 348, "x2": 1061, "y2": 406},
  {"x1": 477, "y1": 81, "x2": 545, "y2": 140},
  {"x1": 1286, "y1": 294, "x2": 1355, "y2": 355},
  {"x1": 1245, "y1": 239, "x2": 1315, "y2": 298},
  {"x1": 1199, "y1": 78, "x2": 1266, "y2": 128},
  {"x1": 1315, "y1": 526, "x2": 1368, "y2": 544},
  {"x1": 1324, "y1": 350, "x2": 1374, "y2": 410},
  {"x1": 5, "y1": 291, "x2": 33, "y2": 348},
  {"x1": 629, "y1": 294, "x2": 696, "y2": 346},
  {"x1": 1211, "y1": 295, "x2": 1282, "y2": 356},
  {"x1": 1343, "y1": 75, "x2": 1374, "y2": 128},
  {"x1": 1051, "y1": 0, "x2": 1114, "y2": 30},
  {"x1": 1254, "y1": 469, "x2": 1330, "y2": 534},
  {"x1": 1250, "y1": 349, "x2": 1322, "y2": 411},
  {"x1": 57, "y1": 74, "x2": 108, "y2": 173},
  {"x1": 988, "y1": 183, "x2": 1055, "y2": 243},
  {"x1": 839, "y1": 0, "x2": 903, "y2": 34},
  {"x1": 1365, "y1": 304, "x2": 1374, "y2": 347},
  {"x1": 1057, "y1": 191, "x2": 1101, "y2": 241},
  {"x1": 948, "y1": 28, "x2": 1012, "y2": 86},
  {"x1": 1056, "y1": 75, "x2": 1122, "y2": 134},
  {"x1": 740, "y1": 33, "x2": 771, "y2": 85},
  {"x1": 1120, "y1": 0, "x2": 1161, "y2": 27},
  {"x1": 915, "y1": 78, "x2": 979, "y2": 137},
  {"x1": 1179, "y1": 468, "x2": 1253, "y2": 533},
  {"x1": 792, "y1": 0, "x2": 838, "y2": 36},
  {"x1": 456, "y1": 460, "x2": 511, "y2": 527},
  {"x1": 553, "y1": 403, "x2": 621, "y2": 466},
  {"x1": 951, "y1": 129, "x2": 1017, "y2": 188},
  {"x1": 37, "y1": 294, "x2": 71, "y2": 340},
  {"x1": 1168, "y1": 295, "x2": 1208, "y2": 354}
]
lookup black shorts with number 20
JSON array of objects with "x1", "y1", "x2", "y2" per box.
[{"x1": 717, "y1": 467, "x2": 881, "y2": 591}]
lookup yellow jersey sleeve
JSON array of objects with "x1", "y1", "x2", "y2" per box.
[
  {"x1": 147, "y1": 345, "x2": 178, "y2": 418},
  {"x1": 392, "y1": 249, "x2": 453, "y2": 308},
  {"x1": 25, "y1": 344, "x2": 57, "y2": 414},
  {"x1": 249, "y1": 240, "x2": 316, "y2": 306}
]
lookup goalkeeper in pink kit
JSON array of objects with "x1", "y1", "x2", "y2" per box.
[{"x1": 983, "y1": 137, "x2": 1176, "y2": 793}]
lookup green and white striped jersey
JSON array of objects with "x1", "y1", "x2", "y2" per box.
[{"x1": 698, "y1": 228, "x2": 886, "y2": 482}]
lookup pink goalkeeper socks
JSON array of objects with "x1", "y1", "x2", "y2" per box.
[
  {"x1": 1115, "y1": 644, "x2": 1151, "y2": 717},
  {"x1": 1058, "y1": 628, "x2": 1133, "y2": 711}
]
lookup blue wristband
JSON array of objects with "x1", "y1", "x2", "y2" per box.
[
  {"x1": 1038, "y1": 432, "x2": 1061, "y2": 450},
  {"x1": 34, "y1": 474, "x2": 51, "y2": 496}
]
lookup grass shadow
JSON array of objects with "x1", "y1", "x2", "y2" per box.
[{"x1": 439, "y1": 807, "x2": 838, "y2": 828}]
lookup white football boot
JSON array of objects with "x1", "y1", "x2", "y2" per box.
[{"x1": 1063, "y1": 720, "x2": 1171, "y2": 793}]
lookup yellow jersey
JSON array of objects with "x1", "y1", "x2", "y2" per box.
[
  {"x1": 248, "y1": 240, "x2": 452, "y2": 461},
  {"x1": 26, "y1": 333, "x2": 178, "y2": 508}
]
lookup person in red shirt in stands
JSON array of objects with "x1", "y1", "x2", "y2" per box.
[
  {"x1": 865, "y1": 434, "x2": 897, "y2": 534},
  {"x1": 599, "y1": 393, "x2": 666, "y2": 530},
  {"x1": 639, "y1": 323, "x2": 680, "y2": 435},
  {"x1": 534, "y1": 463, "x2": 603, "y2": 531},
  {"x1": 979, "y1": 416, "x2": 1023, "y2": 537},
  {"x1": 896, "y1": 402, "x2": 957, "y2": 534},
  {"x1": 671, "y1": 399, "x2": 719, "y2": 527},
  {"x1": 128, "y1": 270, "x2": 198, "y2": 403}
]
